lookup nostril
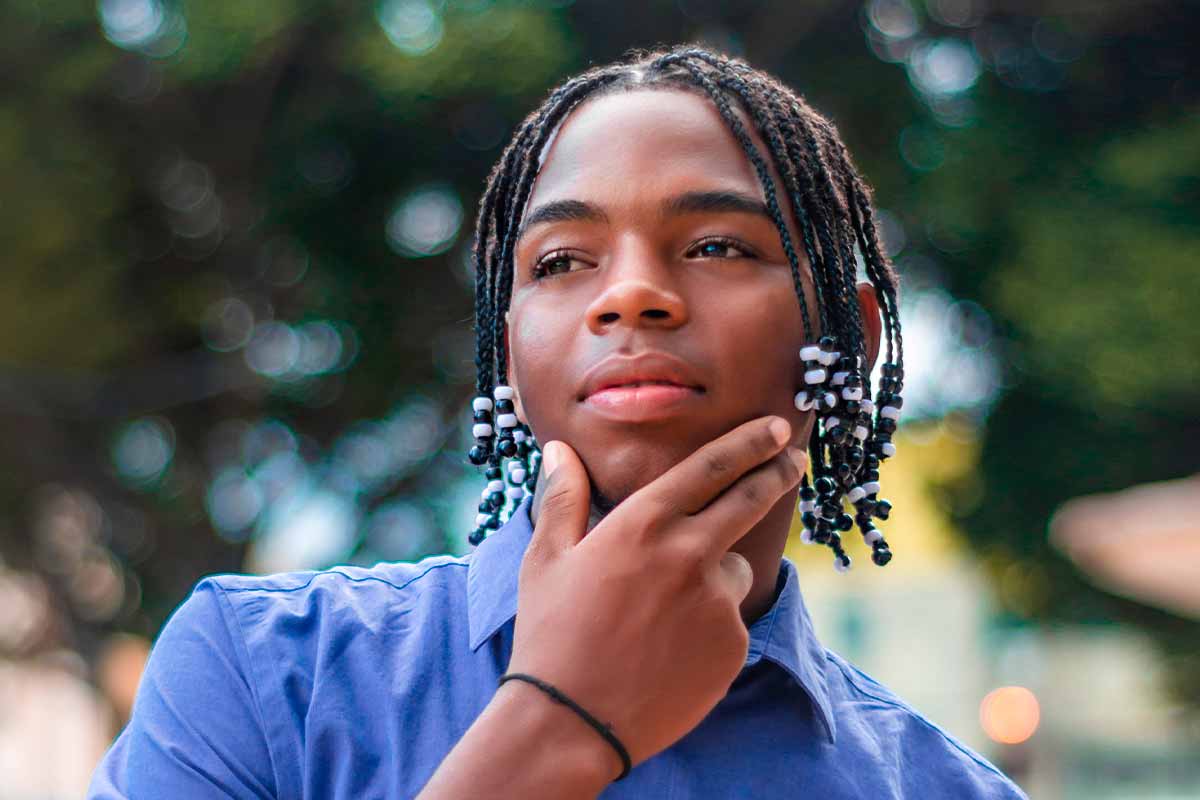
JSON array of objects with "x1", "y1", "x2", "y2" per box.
[
  {"x1": 598, "y1": 312, "x2": 619, "y2": 324},
  {"x1": 642, "y1": 309, "x2": 670, "y2": 319}
]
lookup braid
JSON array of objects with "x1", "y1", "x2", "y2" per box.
[{"x1": 464, "y1": 45, "x2": 905, "y2": 570}]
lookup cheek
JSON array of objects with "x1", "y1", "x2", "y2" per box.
[{"x1": 508, "y1": 303, "x2": 572, "y2": 423}]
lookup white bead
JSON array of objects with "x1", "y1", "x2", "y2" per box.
[
  {"x1": 493, "y1": 385, "x2": 515, "y2": 400},
  {"x1": 799, "y1": 345, "x2": 821, "y2": 362},
  {"x1": 480, "y1": 487, "x2": 492, "y2": 499},
  {"x1": 881, "y1": 405, "x2": 901, "y2": 420},
  {"x1": 831, "y1": 371, "x2": 849, "y2": 386},
  {"x1": 823, "y1": 392, "x2": 838, "y2": 408},
  {"x1": 497, "y1": 413, "x2": 518, "y2": 429},
  {"x1": 863, "y1": 481, "x2": 881, "y2": 495},
  {"x1": 800, "y1": 528, "x2": 815, "y2": 544},
  {"x1": 472, "y1": 397, "x2": 494, "y2": 412},
  {"x1": 472, "y1": 423, "x2": 493, "y2": 438},
  {"x1": 854, "y1": 425, "x2": 869, "y2": 441},
  {"x1": 847, "y1": 486, "x2": 866, "y2": 503},
  {"x1": 825, "y1": 416, "x2": 842, "y2": 430},
  {"x1": 861, "y1": 399, "x2": 876, "y2": 415},
  {"x1": 833, "y1": 556, "x2": 851, "y2": 573},
  {"x1": 506, "y1": 486, "x2": 525, "y2": 500},
  {"x1": 513, "y1": 429, "x2": 526, "y2": 443},
  {"x1": 799, "y1": 500, "x2": 816, "y2": 513},
  {"x1": 804, "y1": 368, "x2": 827, "y2": 385},
  {"x1": 488, "y1": 480, "x2": 505, "y2": 493},
  {"x1": 476, "y1": 513, "x2": 491, "y2": 526},
  {"x1": 881, "y1": 442, "x2": 897, "y2": 457},
  {"x1": 794, "y1": 391, "x2": 814, "y2": 411},
  {"x1": 818, "y1": 350, "x2": 837, "y2": 366},
  {"x1": 842, "y1": 387, "x2": 863, "y2": 401},
  {"x1": 511, "y1": 468, "x2": 527, "y2": 484},
  {"x1": 863, "y1": 529, "x2": 883, "y2": 545}
]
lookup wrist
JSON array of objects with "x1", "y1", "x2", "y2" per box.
[{"x1": 492, "y1": 678, "x2": 624, "y2": 790}]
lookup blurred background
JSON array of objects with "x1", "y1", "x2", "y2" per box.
[{"x1": 1, "y1": 0, "x2": 1197, "y2": 796}]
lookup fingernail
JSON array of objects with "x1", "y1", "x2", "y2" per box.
[
  {"x1": 786, "y1": 446, "x2": 807, "y2": 472},
  {"x1": 768, "y1": 417, "x2": 791, "y2": 446},
  {"x1": 541, "y1": 442, "x2": 560, "y2": 476}
]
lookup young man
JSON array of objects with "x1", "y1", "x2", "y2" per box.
[{"x1": 89, "y1": 47, "x2": 1028, "y2": 798}]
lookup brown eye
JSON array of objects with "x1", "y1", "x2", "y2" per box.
[
  {"x1": 688, "y1": 237, "x2": 754, "y2": 259},
  {"x1": 532, "y1": 250, "x2": 585, "y2": 280}
]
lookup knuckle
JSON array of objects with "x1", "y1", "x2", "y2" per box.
[
  {"x1": 776, "y1": 452, "x2": 801, "y2": 487},
  {"x1": 702, "y1": 450, "x2": 733, "y2": 481},
  {"x1": 738, "y1": 478, "x2": 764, "y2": 507}
]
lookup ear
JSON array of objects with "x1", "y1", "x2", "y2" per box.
[
  {"x1": 504, "y1": 310, "x2": 527, "y2": 424},
  {"x1": 857, "y1": 282, "x2": 883, "y2": 373}
]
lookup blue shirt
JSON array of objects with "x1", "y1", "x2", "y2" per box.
[{"x1": 89, "y1": 494, "x2": 1028, "y2": 799}]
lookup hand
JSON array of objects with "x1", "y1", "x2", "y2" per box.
[{"x1": 506, "y1": 415, "x2": 807, "y2": 779}]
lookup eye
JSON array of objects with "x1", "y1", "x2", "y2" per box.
[
  {"x1": 531, "y1": 250, "x2": 587, "y2": 280},
  {"x1": 687, "y1": 237, "x2": 756, "y2": 260}
]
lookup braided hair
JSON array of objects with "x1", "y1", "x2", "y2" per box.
[{"x1": 464, "y1": 46, "x2": 905, "y2": 572}]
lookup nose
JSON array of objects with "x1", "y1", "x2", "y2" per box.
[{"x1": 584, "y1": 247, "x2": 689, "y2": 334}]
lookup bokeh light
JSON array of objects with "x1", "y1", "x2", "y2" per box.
[
  {"x1": 376, "y1": 0, "x2": 444, "y2": 56},
  {"x1": 386, "y1": 184, "x2": 463, "y2": 257},
  {"x1": 980, "y1": 686, "x2": 1041, "y2": 745},
  {"x1": 112, "y1": 418, "x2": 175, "y2": 487},
  {"x1": 97, "y1": 0, "x2": 165, "y2": 50}
]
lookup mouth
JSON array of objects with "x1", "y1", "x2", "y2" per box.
[{"x1": 579, "y1": 356, "x2": 707, "y2": 423}]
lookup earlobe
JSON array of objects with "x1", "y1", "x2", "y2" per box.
[{"x1": 857, "y1": 282, "x2": 883, "y2": 373}]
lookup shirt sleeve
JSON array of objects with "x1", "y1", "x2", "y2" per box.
[{"x1": 87, "y1": 578, "x2": 278, "y2": 799}]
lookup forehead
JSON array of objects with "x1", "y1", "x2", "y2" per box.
[{"x1": 526, "y1": 88, "x2": 764, "y2": 209}]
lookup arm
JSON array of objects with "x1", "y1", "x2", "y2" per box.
[
  {"x1": 86, "y1": 579, "x2": 276, "y2": 799},
  {"x1": 417, "y1": 680, "x2": 619, "y2": 799}
]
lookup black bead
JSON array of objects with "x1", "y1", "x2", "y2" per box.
[
  {"x1": 488, "y1": 491, "x2": 504, "y2": 507},
  {"x1": 478, "y1": 501, "x2": 491, "y2": 513},
  {"x1": 495, "y1": 399, "x2": 515, "y2": 414},
  {"x1": 848, "y1": 447, "x2": 865, "y2": 467},
  {"x1": 821, "y1": 501, "x2": 840, "y2": 519},
  {"x1": 818, "y1": 335, "x2": 836, "y2": 350},
  {"x1": 844, "y1": 373, "x2": 862, "y2": 388},
  {"x1": 855, "y1": 512, "x2": 873, "y2": 529},
  {"x1": 864, "y1": 454, "x2": 880, "y2": 471},
  {"x1": 485, "y1": 466, "x2": 502, "y2": 480},
  {"x1": 828, "y1": 426, "x2": 848, "y2": 445},
  {"x1": 468, "y1": 445, "x2": 489, "y2": 465},
  {"x1": 801, "y1": 511, "x2": 818, "y2": 529},
  {"x1": 814, "y1": 476, "x2": 835, "y2": 495},
  {"x1": 877, "y1": 390, "x2": 895, "y2": 406},
  {"x1": 516, "y1": 441, "x2": 529, "y2": 458},
  {"x1": 838, "y1": 513, "x2": 854, "y2": 531},
  {"x1": 877, "y1": 418, "x2": 897, "y2": 434},
  {"x1": 827, "y1": 532, "x2": 842, "y2": 548},
  {"x1": 473, "y1": 410, "x2": 492, "y2": 423},
  {"x1": 468, "y1": 529, "x2": 486, "y2": 545},
  {"x1": 835, "y1": 462, "x2": 852, "y2": 481},
  {"x1": 844, "y1": 399, "x2": 862, "y2": 415},
  {"x1": 889, "y1": 395, "x2": 905, "y2": 410},
  {"x1": 485, "y1": 516, "x2": 502, "y2": 530},
  {"x1": 815, "y1": 517, "x2": 833, "y2": 534},
  {"x1": 863, "y1": 469, "x2": 880, "y2": 482},
  {"x1": 498, "y1": 438, "x2": 518, "y2": 458},
  {"x1": 874, "y1": 499, "x2": 892, "y2": 520},
  {"x1": 800, "y1": 485, "x2": 816, "y2": 501},
  {"x1": 872, "y1": 546, "x2": 893, "y2": 567}
]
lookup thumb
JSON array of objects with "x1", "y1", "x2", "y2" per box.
[
  {"x1": 717, "y1": 551, "x2": 754, "y2": 603},
  {"x1": 530, "y1": 440, "x2": 591, "y2": 552}
]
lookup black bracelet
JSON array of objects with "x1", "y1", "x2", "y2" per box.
[{"x1": 497, "y1": 672, "x2": 632, "y2": 782}]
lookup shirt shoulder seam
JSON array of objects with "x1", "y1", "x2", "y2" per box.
[
  {"x1": 215, "y1": 558, "x2": 469, "y2": 597},
  {"x1": 205, "y1": 579, "x2": 283, "y2": 797},
  {"x1": 826, "y1": 652, "x2": 1023, "y2": 790}
]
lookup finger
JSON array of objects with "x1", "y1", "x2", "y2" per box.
[
  {"x1": 529, "y1": 441, "x2": 591, "y2": 553},
  {"x1": 640, "y1": 416, "x2": 792, "y2": 519},
  {"x1": 716, "y1": 551, "x2": 754, "y2": 603},
  {"x1": 689, "y1": 446, "x2": 807, "y2": 555}
]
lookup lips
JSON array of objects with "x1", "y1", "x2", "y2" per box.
[{"x1": 579, "y1": 352, "x2": 706, "y2": 401}]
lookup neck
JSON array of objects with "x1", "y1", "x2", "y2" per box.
[{"x1": 529, "y1": 482, "x2": 796, "y2": 629}]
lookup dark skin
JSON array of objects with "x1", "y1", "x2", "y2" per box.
[
  {"x1": 419, "y1": 88, "x2": 883, "y2": 798},
  {"x1": 507, "y1": 88, "x2": 882, "y2": 624}
]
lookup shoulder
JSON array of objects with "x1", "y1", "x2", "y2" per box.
[{"x1": 824, "y1": 650, "x2": 1029, "y2": 800}]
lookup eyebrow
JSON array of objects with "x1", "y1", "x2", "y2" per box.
[{"x1": 517, "y1": 190, "x2": 771, "y2": 240}]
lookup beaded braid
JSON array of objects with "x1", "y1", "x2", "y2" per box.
[{"x1": 464, "y1": 47, "x2": 905, "y2": 571}]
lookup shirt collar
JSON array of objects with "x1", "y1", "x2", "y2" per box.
[{"x1": 466, "y1": 494, "x2": 837, "y2": 744}]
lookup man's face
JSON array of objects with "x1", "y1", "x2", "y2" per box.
[{"x1": 506, "y1": 88, "x2": 822, "y2": 511}]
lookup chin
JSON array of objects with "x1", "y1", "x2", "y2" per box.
[{"x1": 582, "y1": 434, "x2": 699, "y2": 510}]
